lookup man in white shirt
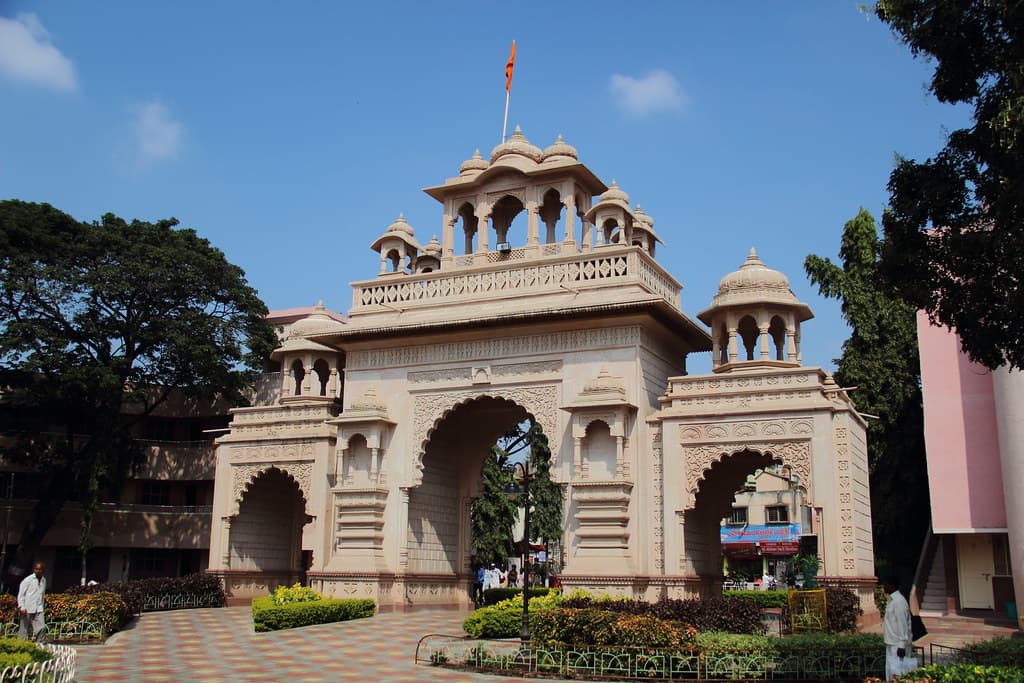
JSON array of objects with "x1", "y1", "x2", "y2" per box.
[
  {"x1": 17, "y1": 562, "x2": 46, "y2": 642},
  {"x1": 883, "y1": 579, "x2": 913, "y2": 681}
]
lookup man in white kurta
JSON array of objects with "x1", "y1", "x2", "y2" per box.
[
  {"x1": 883, "y1": 580, "x2": 913, "y2": 681},
  {"x1": 17, "y1": 562, "x2": 46, "y2": 642}
]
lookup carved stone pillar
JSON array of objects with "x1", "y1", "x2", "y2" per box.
[
  {"x1": 475, "y1": 208, "x2": 491, "y2": 254},
  {"x1": 526, "y1": 201, "x2": 539, "y2": 246},
  {"x1": 728, "y1": 330, "x2": 739, "y2": 363},
  {"x1": 573, "y1": 437, "x2": 583, "y2": 478},
  {"x1": 759, "y1": 324, "x2": 771, "y2": 360},
  {"x1": 221, "y1": 517, "x2": 233, "y2": 568}
]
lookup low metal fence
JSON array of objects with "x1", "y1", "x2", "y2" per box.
[
  {"x1": 0, "y1": 643, "x2": 76, "y2": 683},
  {"x1": 416, "y1": 635, "x2": 894, "y2": 681},
  {"x1": 0, "y1": 621, "x2": 103, "y2": 643},
  {"x1": 142, "y1": 592, "x2": 222, "y2": 612}
]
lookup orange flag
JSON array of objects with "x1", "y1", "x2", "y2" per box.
[{"x1": 505, "y1": 40, "x2": 516, "y2": 92}]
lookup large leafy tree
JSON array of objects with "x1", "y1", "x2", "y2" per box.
[
  {"x1": 805, "y1": 209, "x2": 929, "y2": 580},
  {"x1": 470, "y1": 447, "x2": 517, "y2": 566},
  {"x1": 876, "y1": 0, "x2": 1024, "y2": 370},
  {"x1": 0, "y1": 200, "x2": 277, "y2": 579}
]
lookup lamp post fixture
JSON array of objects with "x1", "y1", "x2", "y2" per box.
[{"x1": 512, "y1": 460, "x2": 533, "y2": 649}]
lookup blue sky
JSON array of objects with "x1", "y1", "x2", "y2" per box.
[{"x1": 0, "y1": 2, "x2": 968, "y2": 374}]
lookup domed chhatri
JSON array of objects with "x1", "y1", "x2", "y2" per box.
[
  {"x1": 289, "y1": 299, "x2": 346, "y2": 338},
  {"x1": 385, "y1": 213, "x2": 415, "y2": 237},
  {"x1": 698, "y1": 248, "x2": 813, "y2": 371},
  {"x1": 598, "y1": 179, "x2": 630, "y2": 208},
  {"x1": 710, "y1": 247, "x2": 800, "y2": 309}
]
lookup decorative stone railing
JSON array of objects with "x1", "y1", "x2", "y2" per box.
[
  {"x1": 352, "y1": 247, "x2": 681, "y2": 313},
  {"x1": 1, "y1": 619, "x2": 102, "y2": 643}
]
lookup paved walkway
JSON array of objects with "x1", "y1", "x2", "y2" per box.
[
  {"x1": 72, "y1": 607, "x2": 1020, "y2": 682},
  {"x1": 72, "y1": 607, "x2": 531, "y2": 683}
]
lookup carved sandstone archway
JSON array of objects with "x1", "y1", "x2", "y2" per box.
[{"x1": 410, "y1": 384, "x2": 559, "y2": 487}]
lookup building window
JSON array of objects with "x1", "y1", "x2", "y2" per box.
[
  {"x1": 766, "y1": 505, "x2": 789, "y2": 524},
  {"x1": 140, "y1": 481, "x2": 171, "y2": 506},
  {"x1": 727, "y1": 507, "x2": 748, "y2": 526}
]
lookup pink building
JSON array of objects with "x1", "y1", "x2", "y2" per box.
[{"x1": 916, "y1": 313, "x2": 1022, "y2": 628}]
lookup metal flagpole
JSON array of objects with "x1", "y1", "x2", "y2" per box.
[{"x1": 502, "y1": 40, "x2": 516, "y2": 143}]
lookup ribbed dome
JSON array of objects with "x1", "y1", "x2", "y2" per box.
[
  {"x1": 490, "y1": 126, "x2": 543, "y2": 163},
  {"x1": 711, "y1": 248, "x2": 797, "y2": 307},
  {"x1": 634, "y1": 204, "x2": 654, "y2": 229},
  {"x1": 289, "y1": 300, "x2": 346, "y2": 337},
  {"x1": 459, "y1": 149, "x2": 489, "y2": 176},
  {"x1": 386, "y1": 213, "x2": 415, "y2": 236},
  {"x1": 423, "y1": 235, "x2": 441, "y2": 256},
  {"x1": 541, "y1": 134, "x2": 578, "y2": 162},
  {"x1": 600, "y1": 179, "x2": 630, "y2": 205}
]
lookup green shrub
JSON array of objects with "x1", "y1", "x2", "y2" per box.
[
  {"x1": 561, "y1": 595, "x2": 764, "y2": 635},
  {"x1": 891, "y1": 663, "x2": 1024, "y2": 682},
  {"x1": 44, "y1": 592, "x2": 130, "y2": 635},
  {"x1": 955, "y1": 636, "x2": 1024, "y2": 666},
  {"x1": 65, "y1": 572, "x2": 226, "y2": 614},
  {"x1": 462, "y1": 589, "x2": 564, "y2": 638},
  {"x1": 270, "y1": 583, "x2": 322, "y2": 606},
  {"x1": 824, "y1": 586, "x2": 862, "y2": 633},
  {"x1": 462, "y1": 605, "x2": 530, "y2": 638},
  {"x1": 481, "y1": 587, "x2": 554, "y2": 606},
  {"x1": 722, "y1": 589, "x2": 788, "y2": 608},
  {"x1": 694, "y1": 631, "x2": 772, "y2": 654},
  {"x1": 0, "y1": 637, "x2": 52, "y2": 663},
  {"x1": 772, "y1": 631, "x2": 882, "y2": 656},
  {"x1": 251, "y1": 596, "x2": 374, "y2": 632},
  {"x1": 530, "y1": 608, "x2": 693, "y2": 649},
  {"x1": 0, "y1": 652, "x2": 34, "y2": 669}
]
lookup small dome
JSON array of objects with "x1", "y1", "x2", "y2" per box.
[
  {"x1": 459, "y1": 149, "x2": 489, "y2": 176},
  {"x1": 423, "y1": 235, "x2": 441, "y2": 256},
  {"x1": 386, "y1": 213, "x2": 415, "y2": 236},
  {"x1": 490, "y1": 125, "x2": 543, "y2": 164},
  {"x1": 712, "y1": 248, "x2": 797, "y2": 306},
  {"x1": 289, "y1": 300, "x2": 346, "y2": 337},
  {"x1": 600, "y1": 179, "x2": 630, "y2": 205},
  {"x1": 541, "y1": 134, "x2": 578, "y2": 162},
  {"x1": 634, "y1": 204, "x2": 654, "y2": 230}
]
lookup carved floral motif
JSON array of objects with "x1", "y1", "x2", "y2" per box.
[
  {"x1": 230, "y1": 462, "x2": 314, "y2": 516},
  {"x1": 681, "y1": 441, "x2": 810, "y2": 509}
]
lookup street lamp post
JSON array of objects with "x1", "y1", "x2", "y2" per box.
[{"x1": 513, "y1": 461, "x2": 532, "y2": 649}]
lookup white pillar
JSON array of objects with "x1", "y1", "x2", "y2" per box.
[{"x1": 992, "y1": 366, "x2": 1024, "y2": 630}]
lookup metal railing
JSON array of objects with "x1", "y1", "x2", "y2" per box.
[
  {"x1": 142, "y1": 592, "x2": 222, "y2": 612},
  {"x1": 0, "y1": 643, "x2": 76, "y2": 683},
  {"x1": 0, "y1": 620, "x2": 103, "y2": 643},
  {"x1": 416, "y1": 635, "x2": 893, "y2": 681}
]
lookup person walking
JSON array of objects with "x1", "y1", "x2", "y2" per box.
[
  {"x1": 883, "y1": 579, "x2": 913, "y2": 681},
  {"x1": 17, "y1": 562, "x2": 46, "y2": 642},
  {"x1": 473, "y1": 563, "x2": 486, "y2": 605}
]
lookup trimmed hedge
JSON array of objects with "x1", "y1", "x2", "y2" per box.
[
  {"x1": 722, "y1": 589, "x2": 788, "y2": 609},
  {"x1": 955, "y1": 636, "x2": 1024, "y2": 666},
  {"x1": 481, "y1": 587, "x2": 555, "y2": 606},
  {"x1": 885, "y1": 663, "x2": 1024, "y2": 682},
  {"x1": 0, "y1": 638, "x2": 52, "y2": 665},
  {"x1": 251, "y1": 596, "x2": 374, "y2": 632}
]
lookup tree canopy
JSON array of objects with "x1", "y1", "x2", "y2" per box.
[
  {"x1": 470, "y1": 447, "x2": 517, "y2": 566},
  {"x1": 876, "y1": 0, "x2": 1024, "y2": 370},
  {"x1": 805, "y1": 208, "x2": 929, "y2": 579},
  {"x1": 0, "y1": 200, "x2": 277, "y2": 577}
]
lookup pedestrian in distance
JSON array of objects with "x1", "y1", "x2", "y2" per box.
[
  {"x1": 17, "y1": 562, "x2": 46, "y2": 642},
  {"x1": 882, "y1": 579, "x2": 914, "y2": 681}
]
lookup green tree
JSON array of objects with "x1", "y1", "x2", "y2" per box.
[
  {"x1": 805, "y1": 208, "x2": 929, "y2": 579},
  {"x1": 470, "y1": 447, "x2": 517, "y2": 566},
  {"x1": 876, "y1": 0, "x2": 1024, "y2": 370},
  {"x1": 0, "y1": 200, "x2": 277, "y2": 580},
  {"x1": 522, "y1": 422, "x2": 563, "y2": 561}
]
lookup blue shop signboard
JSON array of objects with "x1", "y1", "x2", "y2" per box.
[{"x1": 721, "y1": 523, "x2": 801, "y2": 556}]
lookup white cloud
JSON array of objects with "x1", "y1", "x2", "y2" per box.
[
  {"x1": 0, "y1": 13, "x2": 76, "y2": 91},
  {"x1": 609, "y1": 69, "x2": 687, "y2": 117},
  {"x1": 135, "y1": 100, "x2": 183, "y2": 162}
]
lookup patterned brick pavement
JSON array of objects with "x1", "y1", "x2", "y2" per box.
[{"x1": 72, "y1": 606, "x2": 531, "y2": 683}]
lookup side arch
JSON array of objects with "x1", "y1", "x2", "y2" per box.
[
  {"x1": 682, "y1": 441, "x2": 810, "y2": 510},
  {"x1": 230, "y1": 462, "x2": 314, "y2": 517},
  {"x1": 410, "y1": 384, "x2": 559, "y2": 486}
]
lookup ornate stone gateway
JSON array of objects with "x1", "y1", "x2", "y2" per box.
[{"x1": 208, "y1": 130, "x2": 875, "y2": 610}]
